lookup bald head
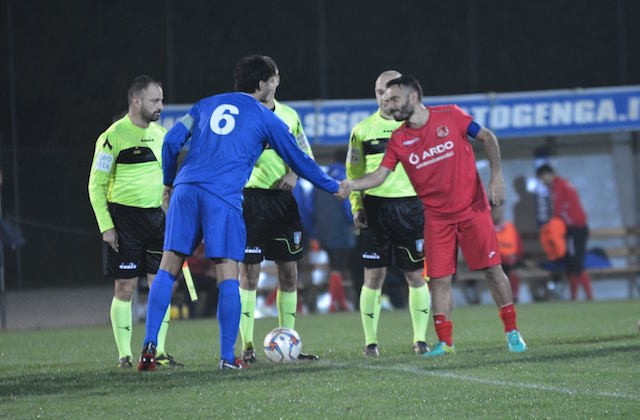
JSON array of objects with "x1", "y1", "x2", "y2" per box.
[{"x1": 375, "y1": 70, "x2": 401, "y2": 118}]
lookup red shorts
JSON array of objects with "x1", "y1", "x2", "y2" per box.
[{"x1": 424, "y1": 210, "x2": 501, "y2": 278}]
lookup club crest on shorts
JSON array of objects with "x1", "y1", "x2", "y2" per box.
[
  {"x1": 293, "y1": 231, "x2": 302, "y2": 246},
  {"x1": 415, "y1": 239, "x2": 424, "y2": 253},
  {"x1": 436, "y1": 125, "x2": 449, "y2": 138}
]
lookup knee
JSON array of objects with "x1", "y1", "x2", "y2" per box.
[
  {"x1": 277, "y1": 262, "x2": 298, "y2": 292},
  {"x1": 114, "y1": 278, "x2": 136, "y2": 300},
  {"x1": 405, "y1": 269, "x2": 426, "y2": 288},
  {"x1": 364, "y1": 268, "x2": 386, "y2": 289},
  {"x1": 241, "y1": 264, "x2": 261, "y2": 290}
]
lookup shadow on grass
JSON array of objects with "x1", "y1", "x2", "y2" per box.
[{"x1": 0, "y1": 361, "x2": 337, "y2": 400}]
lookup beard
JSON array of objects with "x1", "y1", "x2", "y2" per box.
[
  {"x1": 141, "y1": 107, "x2": 160, "y2": 123},
  {"x1": 391, "y1": 99, "x2": 413, "y2": 121}
]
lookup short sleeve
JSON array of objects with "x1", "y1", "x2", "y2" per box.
[
  {"x1": 452, "y1": 105, "x2": 474, "y2": 136},
  {"x1": 380, "y1": 135, "x2": 400, "y2": 171}
]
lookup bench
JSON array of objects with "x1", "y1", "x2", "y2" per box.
[{"x1": 455, "y1": 227, "x2": 640, "y2": 300}]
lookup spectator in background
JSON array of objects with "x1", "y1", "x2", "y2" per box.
[
  {"x1": 313, "y1": 149, "x2": 357, "y2": 309},
  {"x1": 537, "y1": 164, "x2": 593, "y2": 301},
  {"x1": 314, "y1": 149, "x2": 355, "y2": 269},
  {"x1": 492, "y1": 206, "x2": 524, "y2": 303}
]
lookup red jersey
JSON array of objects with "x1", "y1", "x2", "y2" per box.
[
  {"x1": 380, "y1": 105, "x2": 489, "y2": 222},
  {"x1": 551, "y1": 177, "x2": 587, "y2": 227}
]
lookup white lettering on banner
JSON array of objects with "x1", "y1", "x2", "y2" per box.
[
  {"x1": 574, "y1": 100, "x2": 595, "y2": 124},
  {"x1": 550, "y1": 102, "x2": 572, "y2": 125},
  {"x1": 535, "y1": 103, "x2": 550, "y2": 126},
  {"x1": 303, "y1": 111, "x2": 372, "y2": 139},
  {"x1": 490, "y1": 105, "x2": 510, "y2": 129},
  {"x1": 469, "y1": 106, "x2": 489, "y2": 127},
  {"x1": 596, "y1": 99, "x2": 617, "y2": 123},
  {"x1": 629, "y1": 97, "x2": 640, "y2": 120},
  {"x1": 513, "y1": 104, "x2": 533, "y2": 127},
  {"x1": 327, "y1": 112, "x2": 347, "y2": 136}
]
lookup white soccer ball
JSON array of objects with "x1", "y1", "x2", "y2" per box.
[{"x1": 263, "y1": 327, "x2": 302, "y2": 363}]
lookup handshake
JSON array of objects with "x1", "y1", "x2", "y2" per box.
[{"x1": 334, "y1": 179, "x2": 353, "y2": 200}]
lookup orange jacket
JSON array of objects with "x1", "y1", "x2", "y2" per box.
[
  {"x1": 540, "y1": 217, "x2": 567, "y2": 260},
  {"x1": 495, "y1": 221, "x2": 523, "y2": 264}
]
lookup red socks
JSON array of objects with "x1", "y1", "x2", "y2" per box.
[
  {"x1": 433, "y1": 313, "x2": 453, "y2": 346},
  {"x1": 580, "y1": 271, "x2": 593, "y2": 300},
  {"x1": 570, "y1": 272, "x2": 593, "y2": 300},
  {"x1": 499, "y1": 303, "x2": 518, "y2": 333}
]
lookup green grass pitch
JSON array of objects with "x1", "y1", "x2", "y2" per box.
[{"x1": 1, "y1": 300, "x2": 639, "y2": 418}]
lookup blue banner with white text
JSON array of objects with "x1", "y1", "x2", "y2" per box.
[{"x1": 160, "y1": 86, "x2": 640, "y2": 145}]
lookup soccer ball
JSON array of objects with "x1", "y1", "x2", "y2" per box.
[{"x1": 263, "y1": 327, "x2": 302, "y2": 363}]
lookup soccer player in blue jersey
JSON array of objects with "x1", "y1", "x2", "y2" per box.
[{"x1": 138, "y1": 56, "x2": 346, "y2": 371}]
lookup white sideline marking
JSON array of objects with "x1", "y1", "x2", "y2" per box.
[{"x1": 321, "y1": 361, "x2": 640, "y2": 401}]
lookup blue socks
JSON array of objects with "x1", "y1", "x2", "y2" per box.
[
  {"x1": 217, "y1": 279, "x2": 241, "y2": 363},
  {"x1": 144, "y1": 269, "x2": 175, "y2": 347}
]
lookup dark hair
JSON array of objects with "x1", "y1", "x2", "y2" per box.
[
  {"x1": 127, "y1": 75, "x2": 161, "y2": 103},
  {"x1": 536, "y1": 163, "x2": 555, "y2": 177},
  {"x1": 386, "y1": 74, "x2": 423, "y2": 99},
  {"x1": 234, "y1": 55, "x2": 278, "y2": 93}
]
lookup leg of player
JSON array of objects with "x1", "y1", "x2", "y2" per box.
[
  {"x1": 112, "y1": 277, "x2": 137, "y2": 368},
  {"x1": 276, "y1": 260, "x2": 318, "y2": 361},
  {"x1": 138, "y1": 251, "x2": 184, "y2": 371},
  {"x1": 215, "y1": 258, "x2": 248, "y2": 369},
  {"x1": 405, "y1": 269, "x2": 430, "y2": 355},
  {"x1": 360, "y1": 267, "x2": 386, "y2": 357},
  {"x1": 484, "y1": 264, "x2": 527, "y2": 353},
  {"x1": 147, "y1": 273, "x2": 183, "y2": 367},
  {"x1": 239, "y1": 262, "x2": 260, "y2": 364},
  {"x1": 424, "y1": 275, "x2": 456, "y2": 358}
]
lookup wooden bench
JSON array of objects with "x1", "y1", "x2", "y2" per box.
[{"x1": 455, "y1": 227, "x2": 640, "y2": 300}]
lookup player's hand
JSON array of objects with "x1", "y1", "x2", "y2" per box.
[
  {"x1": 487, "y1": 176, "x2": 505, "y2": 208},
  {"x1": 353, "y1": 209, "x2": 368, "y2": 229},
  {"x1": 102, "y1": 228, "x2": 119, "y2": 253},
  {"x1": 335, "y1": 180, "x2": 351, "y2": 200},
  {"x1": 162, "y1": 185, "x2": 173, "y2": 209},
  {"x1": 273, "y1": 171, "x2": 298, "y2": 192}
]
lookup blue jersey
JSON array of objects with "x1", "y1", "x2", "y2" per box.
[{"x1": 163, "y1": 92, "x2": 338, "y2": 210}]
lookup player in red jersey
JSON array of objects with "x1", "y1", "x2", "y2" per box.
[
  {"x1": 340, "y1": 75, "x2": 526, "y2": 356},
  {"x1": 537, "y1": 163, "x2": 593, "y2": 300}
]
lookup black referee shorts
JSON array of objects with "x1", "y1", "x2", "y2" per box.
[
  {"x1": 242, "y1": 188, "x2": 304, "y2": 264},
  {"x1": 360, "y1": 195, "x2": 425, "y2": 271},
  {"x1": 103, "y1": 203, "x2": 165, "y2": 280}
]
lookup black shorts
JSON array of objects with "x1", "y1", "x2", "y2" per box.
[
  {"x1": 242, "y1": 188, "x2": 304, "y2": 264},
  {"x1": 103, "y1": 203, "x2": 164, "y2": 280},
  {"x1": 566, "y1": 225, "x2": 589, "y2": 274},
  {"x1": 360, "y1": 195, "x2": 425, "y2": 271}
]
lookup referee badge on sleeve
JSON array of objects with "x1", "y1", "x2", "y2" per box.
[{"x1": 293, "y1": 231, "x2": 302, "y2": 247}]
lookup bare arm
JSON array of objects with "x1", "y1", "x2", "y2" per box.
[
  {"x1": 338, "y1": 166, "x2": 392, "y2": 199},
  {"x1": 475, "y1": 127, "x2": 504, "y2": 207}
]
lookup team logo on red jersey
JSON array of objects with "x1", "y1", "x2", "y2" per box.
[{"x1": 436, "y1": 125, "x2": 449, "y2": 138}]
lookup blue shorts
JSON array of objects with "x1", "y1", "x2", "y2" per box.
[{"x1": 164, "y1": 183, "x2": 246, "y2": 261}]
